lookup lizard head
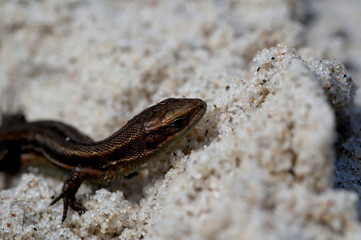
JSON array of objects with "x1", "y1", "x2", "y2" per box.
[{"x1": 140, "y1": 98, "x2": 207, "y2": 151}]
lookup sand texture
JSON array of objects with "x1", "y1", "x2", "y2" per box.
[{"x1": 1, "y1": 1, "x2": 361, "y2": 239}]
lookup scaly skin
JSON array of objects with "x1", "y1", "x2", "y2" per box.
[{"x1": 0, "y1": 98, "x2": 207, "y2": 221}]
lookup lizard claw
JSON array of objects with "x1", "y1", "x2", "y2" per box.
[
  {"x1": 50, "y1": 169, "x2": 87, "y2": 222},
  {"x1": 50, "y1": 190, "x2": 87, "y2": 222},
  {"x1": 49, "y1": 167, "x2": 106, "y2": 222},
  {"x1": 68, "y1": 197, "x2": 87, "y2": 216}
]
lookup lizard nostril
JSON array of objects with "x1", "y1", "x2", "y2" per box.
[{"x1": 198, "y1": 101, "x2": 207, "y2": 110}]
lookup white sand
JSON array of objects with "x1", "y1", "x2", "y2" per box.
[{"x1": 1, "y1": 1, "x2": 361, "y2": 239}]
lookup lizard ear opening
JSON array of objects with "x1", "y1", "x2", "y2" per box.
[{"x1": 145, "y1": 138, "x2": 159, "y2": 150}]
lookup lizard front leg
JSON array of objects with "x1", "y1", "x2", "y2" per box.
[{"x1": 50, "y1": 166, "x2": 114, "y2": 222}]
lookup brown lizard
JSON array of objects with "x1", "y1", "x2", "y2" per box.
[{"x1": 0, "y1": 98, "x2": 207, "y2": 221}]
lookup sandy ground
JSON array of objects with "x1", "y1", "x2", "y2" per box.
[{"x1": 1, "y1": 0, "x2": 361, "y2": 239}]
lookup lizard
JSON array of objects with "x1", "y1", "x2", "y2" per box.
[{"x1": 0, "y1": 98, "x2": 207, "y2": 221}]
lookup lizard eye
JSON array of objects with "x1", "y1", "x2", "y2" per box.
[{"x1": 171, "y1": 118, "x2": 187, "y2": 130}]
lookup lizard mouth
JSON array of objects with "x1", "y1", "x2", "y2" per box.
[{"x1": 187, "y1": 99, "x2": 207, "y2": 131}]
